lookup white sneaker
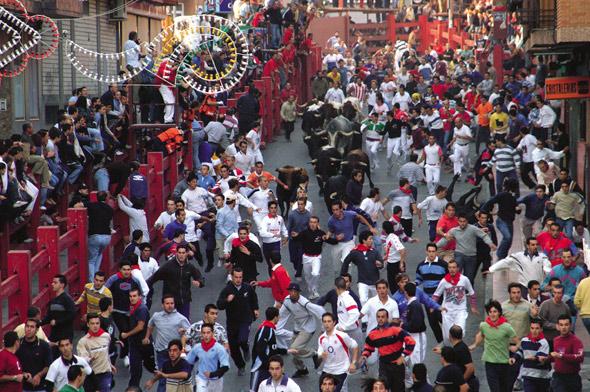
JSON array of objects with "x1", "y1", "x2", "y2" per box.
[{"x1": 123, "y1": 356, "x2": 130, "y2": 367}]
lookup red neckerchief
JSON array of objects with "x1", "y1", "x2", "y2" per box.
[
  {"x1": 391, "y1": 214, "x2": 401, "y2": 223},
  {"x1": 354, "y1": 244, "x2": 372, "y2": 252},
  {"x1": 258, "y1": 320, "x2": 276, "y2": 330},
  {"x1": 88, "y1": 328, "x2": 106, "y2": 338},
  {"x1": 485, "y1": 316, "x2": 508, "y2": 328},
  {"x1": 201, "y1": 338, "x2": 217, "y2": 352},
  {"x1": 131, "y1": 265, "x2": 141, "y2": 271},
  {"x1": 400, "y1": 186, "x2": 412, "y2": 195},
  {"x1": 117, "y1": 272, "x2": 124, "y2": 279},
  {"x1": 231, "y1": 236, "x2": 250, "y2": 248},
  {"x1": 527, "y1": 332, "x2": 545, "y2": 343},
  {"x1": 444, "y1": 273, "x2": 461, "y2": 286},
  {"x1": 129, "y1": 299, "x2": 143, "y2": 315}
]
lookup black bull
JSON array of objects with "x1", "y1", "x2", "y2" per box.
[{"x1": 275, "y1": 166, "x2": 308, "y2": 217}]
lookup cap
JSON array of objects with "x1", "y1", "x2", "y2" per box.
[
  {"x1": 225, "y1": 194, "x2": 237, "y2": 202},
  {"x1": 287, "y1": 283, "x2": 301, "y2": 291}
]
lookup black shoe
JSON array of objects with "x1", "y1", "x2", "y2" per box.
[
  {"x1": 291, "y1": 368, "x2": 309, "y2": 378},
  {"x1": 312, "y1": 354, "x2": 322, "y2": 370},
  {"x1": 238, "y1": 367, "x2": 245, "y2": 376}
]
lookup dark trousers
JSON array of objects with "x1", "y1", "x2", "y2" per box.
[
  {"x1": 532, "y1": 127, "x2": 549, "y2": 142},
  {"x1": 523, "y1": 376, "x2": 550, "y2": 392},
  {"x1": 250, "y1": 368, "x2": 270, "y2": 391},
  {"x1": 550, "y1": 373, "x2": 582, "y2": 392},
  {"x1": 485, "y1": 362, "x2": 511, "y2": 392},
  {"x1": 387, "y1": 262, "x2": 401, "y2": 294},
  {"x1": 521, "y1": 161, "x2": 537, "y2": 189},
  {"x1": 177, "y1": 301, "x2": 190, "y2": 321},
  {"x1": 455, "y1": 253, "x2": 478, "y2": 286},
  {"x1": 495, "y1": 169, "x2": 519, "y2": 197},
  {"x1": 426, "y1": 305, "x2": 443, "y2": 343},
  {"x1": 476, "y1": 126, "x2": 490, "y2": 154},
  {"x1": 289, "y1": 239, "x2": 304, "y2": 277},
  {"x1": 156, "y1": 349, "x2": 169, "y2": 392},
  {"x1": 428, "y1": 220, "x2": 437, "y2": 242},
  {"x1": 400, "y1": 218, "x2": 413, "y2": 237},
  {"x1": 432, "y1": 128, "x2": 445, "y2": 151},
  {"x1": 320, "y1": 372, "x2": 348, "y2": 392},
  {"x1": 93, "y1": 372, "x2": 113, "y2": 392},
  {"x1": 283, "y1": 121, "x2": 295, "y2": 141},
  {"x1": 262, "y1": 241, "x2": 281, "y2": 277},
  {"x1": 228, "y1": 322, "x2": 251, "y2": 369},
  {"x1": 202, "y1": 221, "x2": 216, "y2": 269},
  {"x1": 112, "y1": 312, "x2": 130, "y2": 357},
  {"x1": 379, "y1": 361, "x2": 405, "y2": 391},
  {"x1": 128, "y1": 343, "x2": 143, "y2": 388},
  {"x1": 475, "y1": 168, "x2": 496, "y2": 196}
]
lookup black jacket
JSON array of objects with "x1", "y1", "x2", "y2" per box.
[
  {"x1": 251, "y1": 323, "x2": 286, "y2": 372},
  {"x1": 217, "y1": 282, "x2": 259, "y2": 325},
  {"x1": 405, "y1": 298, "x2": 427, "y2": 333},
  {"x1": 341, "y1": 249, "x2": 383, "y2": 285},
  {"x1": 40, "y1": 292, "x2": 76, "y2": 341},
  {"x1": 229, "y1": 240, "x2": 263, "y2": 283},
  {"x1": 147, "y1": 258, "x2": 204, "y2": 306}
]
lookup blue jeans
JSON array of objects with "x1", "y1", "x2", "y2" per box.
[
  {"x1": 88, "y1": 234, "x2": 112, "y2": 281},
  {"x1": 88, "y1": 127, "x2": 105, "y2": 152},
  {"x1": 93, "y1": 372, "x2": 113, "y2": 392},
  {"x1": 455, "y1": 253, "x2": 478, "y2": 286},
  {"x1": 270, "y1": 24, "x2": 282, "y2": 48},
  {"x1": 495, "y1": 218, "x2": 514, "y2": 260},
  {"x1": 550, "y1": 373, "x2": 581, "y2": 392},
  {"x1": 495, "y1": 170, "x2": 519, "y2": 197},
  {"x1": 156, "y1": 349, "x2": 169, "y2": 392},
  {"x1": 556, "y1": 218, "x2": 574, "y2": 240},
  {"x1": 428, "y1": 220, "x2": 437, "y2": 242},
  {"x1": 66, "y1": 163, "x2": 83, "y2": 184},
  {"x1": 94, "y1": 168, "x2": 110, "y2": 192}
]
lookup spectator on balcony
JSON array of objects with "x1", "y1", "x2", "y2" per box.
[
  {"x1": 124, "y1": 31, "x2": 143, "y2": 72},
  {"x1": 100, "y1": 84, "x2": 118, "y2": 111},
  {"x1": 155, "y1": 55, "x2": 178, "y2": 124},
  {"x1": 87, "y1": 191, "x2": 114, "y2": 281},
  {"x1": 265, "y1": 1, "x2": 283, "y2": 49}
]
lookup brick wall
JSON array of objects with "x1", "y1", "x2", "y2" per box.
[{"x1": 557, "y1": 0, "x2": 590, "y2": 42}]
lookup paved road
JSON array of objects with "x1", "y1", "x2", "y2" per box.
[{"x1": 112, "y1": 123, "x2": 496, "y2": 391}]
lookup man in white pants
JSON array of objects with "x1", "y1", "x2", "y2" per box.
[
  {"x1": 361, "y1": 112, "x2": 384, "y2": 170},
  {"x1": 248, "y1": 176, "x2": 275, "y2": 231},
  {"x1": 432, "y1": 259, "x2": 478, "y2": 343},
  {"x1": 418, "y1": 134, "x2": 443, "y2": 195},
  {"x1": 297, "y1": 216, "x2": 327, "y2": 299},
  {"x1": 449, "y1": 118, "x2": 473, "y2": 177},
  {"x1": 155, "y1": 58, "x2": 177, "y2": 123}
]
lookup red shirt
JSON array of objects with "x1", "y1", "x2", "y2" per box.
[
  {"x1": 453, "y1": 110, "x2": 473, "y2": 125},
  {"x1": 257, "y1": 264, "x2": 291, "y2": 302},
  {"x1": 463, "y1": 91, "x2": 481, "y2": 112},
  {"x1": 282, "y1": 27, "x2": 294, "y2": 45},
  {"x1": 262, "y1": 58, "x2": 279, "y2": 78},
  {"x1": 0, "y1": 349, "x2": 22, "y2": 392},
  {"x1": 552, "y1": 333, "x2": 584, "y2": 374},
  {"x1": 435, "y1": 215, "x2": 459, "y2": 251},
  {"x1": 439, "y1": 107, "x2": 456, "y2": 132},
  {"x1": 536, "y1": 232, "x2": 576, "y2": 267},
  {"x1": 431, "y1": 82, "x2": 447, "y2": 99}
]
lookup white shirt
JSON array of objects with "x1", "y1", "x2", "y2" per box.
[
  {"x1": 489, "y1": 251, "x2": 551, "y2": 288},
  {"x1": 234, "y1": 150, "x2": 255, "y2": 173},
  {"x1": 325, "y1": 88, "x2": 345, "y2": 104},
  {"x1": 132, "y1": 269, "x2": 150, "y2": 298},
  {"x1": 181, "y1": 187, "x2": 210, "y2": 213},
  {"x1": 257, "y1": 376, "x2": 302, "y2": 392},
  {"x1": 259, "y1": 214, "x2": 288, "y2": 244},
  {"x1": 417, "y1": 195, "x2": 447, "y2": 221},
  {"x1": 46, "y1": 355, "x2": 92, "y2": 391},
  {"x1": 359, "y1": 198, "x2": 384, "y2": 222},
  {"x1": 277, "y1": 295, "x2": 325, "y2": 334},
  {"x1": 453, "y1": 124, "x2": 472, "y2": 145},
  {"x1": 124, "y1": 39, "x2": 141, "y2": 68},
  {"x1": 317, "y1": 330, "x2": 358, "y2": 374},
  {"x1": 423, "y1": 143, "x2": 443, "y2": 166},
  {"x1": 384, "y1": 233, "x2": 405, "y2": 264},
  {"x1": 537, "y1": 105, "x2": 556, "y2": 128},
  {"x1": 392, "y1": 91, "x2": 412, "y2": 112},
  {"x1": 531, "y1": 147, "x2": 564, "y2": 164},
  {"x1": 291, "y1": 200, "x2": 313, "y2": 214},
  {"x1": 361, "y1": 295, "x2": 400, "y2": 333},
  {"x1": 139, "y1": 256, "x2": 159, "y2": 281},
  {"x1": 155, "y1": 210, "x2": 175, "y2": 229},
  {"x1": 249, "y1": 187, "x2": 275, "y2": 215},
  {"x1": 433, "y1": 275, "x2": 475, "y2": 313},
  {"x1": 183, "y1": 210, "x2": 203, "y2": 242},
  {"x1": 380, "y1": 81, "x2": 397, "y2": 103},
  {"x1": 246, "y1": 129, "x2": 262, "y2": 156},
  {"x1": 421, "y1": 110, "x2": 443, "y2": 130},
  {"x1": 117, "y1": 195, "x2": 150, "y2": 242},
  {"x1": 516, "y1": 134, "x2": 538, "y2": 163},
  {"x1": 223, "y1": 189, "x2": 256, "y2": 211},
  {"x1": 336, "y1": 291, "x2": 360, "y2": 332}
]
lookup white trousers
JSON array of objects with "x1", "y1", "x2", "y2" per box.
[
  {"x1": 450, "y1": 144, "x2": 470, "y2": 175},
  {"x1": 425, "y1": 165, "x2": 441, "y2": 195},
  {"x1": 386, "y1": 137, "x2": 401, "y2": 160},
  {"x1": 196, "y1": 377, "x2": 223, "y2": 392},
  {"x1": 366, "y1": 140, "x2": 381, "y2": 168},
  {"x1": 332, "y1": 240, "x2": 355, "y2": 264},
  {"x1": 302, "y1": 254, "x2": 321, "y2": 295},
  {"x1": 358, "y1": 283, "x2": 377, "y2": 306},
  {"x1": 159, "y1": 85, "x2": 175, "y2": 123},
  {"x1": 409, "y1": 332, "x2": 427, "y2": 364},
  {"x1": 442, "y1": 309, "x2": 468, "y2": 344}
]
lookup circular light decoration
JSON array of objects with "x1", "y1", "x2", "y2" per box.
[
  {"x1": 26, "y1": 14, "x2": 59, "y2": 60},
  {"x1": 64, "y1": 14, "x2": 250, "y2": 95}
]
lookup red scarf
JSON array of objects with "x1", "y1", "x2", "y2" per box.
[
  {"x1": 390, "y1": 214, "x2": 401, "y2": 223},
  {"x1": 444, "y1": 273, "x2": 461, "y2": 286},
  {"x1": 231, "y1": 235, "x2": 250, "y2": 248},
  {"x1": 485, "y1": 316, "x2": 508, "y2": 328},
  {"x1": 88, "y1": 328, "x2": 106, "y2": 338},
  {"x1": 131, "y1": 265, "x2": 141, "y2": 271},
  {"x1": 201, "y1": 338, "x2": 217, "y2": 352},
  {"x1": 258, "y1": 320, "x2": 276, "y2": 330},
  {"x1": 354, "y1": 244, "x2": 372, "y2": 252},
  {"x1": 526, "y1": 332, "x2": 545, "y2": 343},
  {"x1": 129, "y1": 299, "x2": 143, "y2": 315},
  {"x1": 400, "y1": 186, "x2": 412, "y2": 195}
]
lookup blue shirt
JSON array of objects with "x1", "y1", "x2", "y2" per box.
[
  {"x1": 129, "y1": 171, "x2": 148, "y2": 199},
  {"x1": 517, "y1": 192, "x2": 549, "y2": 220},
  {"x1": 393, "y1": 288, "x2": 440, "y2": 324},
  {"x1": 185, "y1": 341, "x2": 230, "y2": 380},
  {"x1": 215, "y1": 205, "x2": 240, "y2": 238},
  {"x1": 328, "y1": 210, "x2": 357, "y2": 242},
  {"x1": 164, "y1": 220, "x2": 187, "y2": 240},
  {"x1": 198, "y1": 174, "x2": 216, "y2": 190}
]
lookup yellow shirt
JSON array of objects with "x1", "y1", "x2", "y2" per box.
[
  {"x1": 14, "y1": 323, "x2": 48, "y2": 341},
  {"x1": 574, "y1": 277, "x2": 590, "y2": 317},
  {"x1": 489, "y1": 112, "x2": 509, "y2": 134},
  {"x1": 77, "y1": 284, "x2": 112, "y2": 315}
]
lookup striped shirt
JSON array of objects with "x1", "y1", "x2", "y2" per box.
[
  {"x1": 398, "y1": 162, "x2": 425, "y2": 186},
  {"x1": 363, "y1": 325, "x2": 416, "y2": 364},
  {"x1": 348, "y1": 82, "x2": 367, "y2": 101},
  {"x1": 488, "y1": 146, "x2": 521, "y2": 172},
  {"x1": 78, "y1": 284, "x2": 112, "y2": 315},
  {"x1": 515, "y1": 336, "x2": 551, "y2": 379}
]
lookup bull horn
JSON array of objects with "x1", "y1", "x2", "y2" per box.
[
  {"x1": 310, "y1": 159, "x2": 318, "y2": 164},
  {"x1": 339, "y1": 131, "x2": 355, "y2": 136},
  {"x1": 329, "y1": 192, "x2": 338, "y2": 199},
  {"x1": 340, "y1": 161, "x2": 349, "y2": 165},
  {"x1": 316, "y1": 130, "x2": 328, "y2": 135},
  {"x1": 359, "y1": 161, "x2": 368, "y2": 167},
  {"x1": 304, "y1": 136, "x2": 311, "y2": 141}
]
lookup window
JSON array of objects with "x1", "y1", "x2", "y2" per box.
[
  {"x1": 12, "y1": 72, "x2": 25, "y2": 120},
  {"x1": 12, "y1": 61, "x2": 40, "y2": 121}
]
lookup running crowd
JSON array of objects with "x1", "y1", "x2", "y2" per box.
[{"x1": 0, "y1": 2, "x2": 589, "y2": 392}]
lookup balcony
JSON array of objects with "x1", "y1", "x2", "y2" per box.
[
  {"x1": 26, "y1": 0, "x2": 85, "y2": 18},
  {"x1": 521, "y1": 0, "x2": 556, "y2": 50}
]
